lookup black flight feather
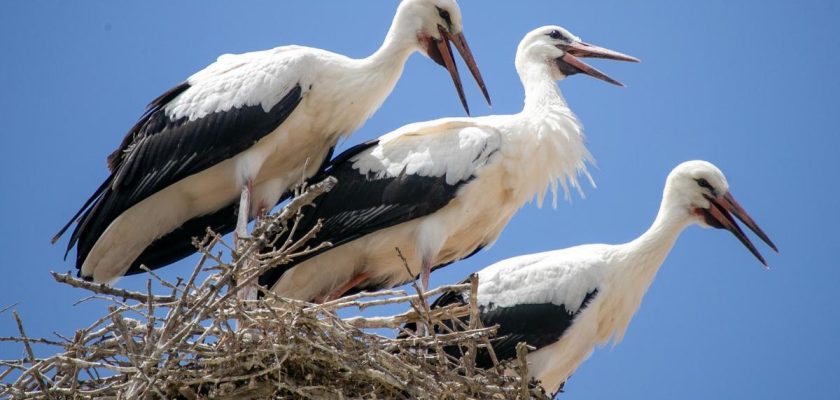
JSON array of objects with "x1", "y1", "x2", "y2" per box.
[{"x1": 56, "y1": 83, "x2": 303, "y2": 274}]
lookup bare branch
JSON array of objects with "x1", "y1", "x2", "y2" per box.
[{"x1": 3, "y1": 176, "x2": 547, "y2": 399}]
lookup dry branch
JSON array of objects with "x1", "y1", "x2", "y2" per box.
[{"x1": 2, "y1": 179, "x2": 549, "y2": 399}]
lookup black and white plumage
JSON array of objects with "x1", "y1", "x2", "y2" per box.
[
  {"x1": 52, "y1": 0, "x2": 490, "y2": 282},
  {"x1": 408, "y1": 279, "x2": 598, "y2": 371},
  {"x1": 257, "y1": 26, "x2": 639, "y2": 302},
  {"x1": 406, "y1": 160, "x2": 778, "y2": 395}
]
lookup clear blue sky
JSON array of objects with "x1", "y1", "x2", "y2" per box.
[{"x1": 1, "y1": 1, "x2": 838, "y2": 398}]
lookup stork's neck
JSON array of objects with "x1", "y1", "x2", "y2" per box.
[
  {"x1": 519, "y1": 63, "x2": 568, "y2": 116},
  {"x1": 336, "y1": 11, "x2": 418, "y2": 127},
  {"x1": 358, "y1": 5, "x2": 420, "y2": 79},
  {"x1": 328, "y1": 17, "x2": 418, "y2": 137},
  {"x1": 501, "y1": 61, "x2": 590, "y2": 207},
  {"x1": 620, "y1": 196, "x2": 692, "y2": 275},
  {"x1": 592, "y1": 197, "x2": 692, "y2": 347},
  {"x1": 363, "y1": 30, "x2": 415, "y2": 70}
]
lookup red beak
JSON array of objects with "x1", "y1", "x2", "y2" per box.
[
  {"x1": 700, "y1": 192, "x2": 778, "y2": 266},
  {"x1": 424, "y1": 26, "x2": 491, "y2": 115},
  {"x1": 558, "y1": 41, "x2": 640, "y2": 87}
]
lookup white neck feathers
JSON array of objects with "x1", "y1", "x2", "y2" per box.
[
  {"x1": 603, "y1": 191, "x2": 693, "y2": 344},
  {"x1": 503, "y1": 64, "x2": 593, "y2": 207},
  {"x1": 623, "y1": 188, "x2": 693, "y2": 272}
]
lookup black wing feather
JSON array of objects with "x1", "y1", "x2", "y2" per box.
[
  {"x1": 56, "y1": 83, "x2": 303, "y2": 272},
  {"x1": 258, "y1": 141, "x2": 472, "y2": 289},
  {"x1": 122, "y1": 144, "x2": 339, "y2": 275},
  {"x1": 125, "y1": 201, "x2": 240, "y2": 275},
  {"x1": 111, "y1": 84, "x2": 302, "y2": 195},
  {"x1": 472, "y1": 289, "x2": 600, "y2": 368},
  {"x1": 52, "y1": 177, "x2": 111, "y2": 247},
  {"x1": 402, "y1": 285, "x2": 599, "y2": 369},
  {"x1": 107, "y1": 82, "x2": 191, "y2": 172}
]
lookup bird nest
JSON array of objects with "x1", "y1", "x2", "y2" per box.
[{"x1": 1, "y1": 179, "x2": 550, "y2": 399}]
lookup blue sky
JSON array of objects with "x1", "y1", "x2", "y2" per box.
[{"x1": 1, "y1": 1, "x2": 838, "y2": 398}]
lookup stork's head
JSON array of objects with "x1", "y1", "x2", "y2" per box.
[
  {"x1": 393, "y1": 0, "x2": 489, "y2": 114},
  {"x1": 664, "y1": 160, "x2": 778, "y2": 266},
  {"x1": 516, "y1": 25, "x2": 639, "y2": 86}
]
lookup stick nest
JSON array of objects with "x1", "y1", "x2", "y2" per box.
[{"x1": 1, "y1": 179, "x2": 549, "y2": 399}]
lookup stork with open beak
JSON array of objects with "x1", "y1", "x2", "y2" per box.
[
  {"x1": 256, "y1": 25, "x2": 639, "y2": 302},
  {"x1": 52, "y1": 0, "x2": 489, "y2": 283},
  {"x1": 406, "y1": 160, "x2": 778, "y2": 396}
]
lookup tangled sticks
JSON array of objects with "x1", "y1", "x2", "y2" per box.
[{"x1": 1, "y1": 179, "x2": 547, "y2": 400}]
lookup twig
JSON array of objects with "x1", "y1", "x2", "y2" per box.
[
  {"x1": 51, "y1": 272, "x2": 178, "y2": 304},
  {"x1": 516, "y1": 342, "x2": 530, "y2": 399},
  {"x1": 3, "y1": 175, "x2": 547, "y2": 399},
  {"x1": 13, "y1": 311, "x2": 52, "y2": 399},
  {"x1": 0, "y1": 337, "x2": 65, "y2": 346},
  {"x1": 343, "y1": 304, "x2": 470, "y2": 329},
  {"x1": 317, "y1": 284, "x2": 469, "y2": 311},
  {"x1": 0, "y1": 302, "x2": 20, "y2": 314}
]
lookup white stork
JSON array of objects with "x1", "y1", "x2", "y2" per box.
[
  {"x1": 408, "y1": 160, "x2": 778, "y2": 396},
  {"x1": 257, "y1": 26, "x2": 639, "y2": 302},
  {"x1": 52, "y1": 0, "x2": 490, "y2": 282}
]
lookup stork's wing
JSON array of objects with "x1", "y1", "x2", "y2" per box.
[
  {"x1": 472, "y1": 291, "x2": 598, "y2": 367},
  {"x1": 121, "y1": 147, "x2": 336, "y2": 276},
  {"x1": 108, "y1": 84, "x2": 303, "y2": 196},
  {"x1": 398, "y1": 275, "x2": 471, "y2": 341},
  {"x1": 403, "y1": 282, "x2": 599, "y2": 369},
  {"x1": 126, "y1": 200, "x2": 243, "y2": 275},
  {"x1": 54, "y1": 48, "x2": 306, "y2": 272},
  {"x1": 259, "y1": 119, "x2": 503, "y2": 289},
  {"x1": 465, "y1": 250, "x2": 603, "y2": 366}
]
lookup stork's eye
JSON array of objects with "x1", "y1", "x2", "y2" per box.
[
  {"x1": 436, "y1": 7, "x2": 452, "y2": 25},
  {"x1": 548, "y1": 30, "x2": 564, "y2": 40},
  {"x1": 695, "y1": 178, "x2": 716, "y2": 194}
]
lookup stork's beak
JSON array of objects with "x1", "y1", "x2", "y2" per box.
[
  {"x1": 699, "y1": 192, "x2": 778, "y2": 266},
  {"x1": 557, "y1": 41, "x2": 640, "y2": 87},
  {"x1": 425, "y1": 25, "x2": 491, "y2": 115}
]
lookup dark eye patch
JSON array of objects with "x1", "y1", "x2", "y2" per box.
[
  {"x1": 695, "y1": 178, "x2": 717, "y2": 195},
  {"x1": 548, "y1": 29, "x2": 565, "y2": 40},
  {"x1": 436, "y1": 6, "x2": 452, "y2": 26}
]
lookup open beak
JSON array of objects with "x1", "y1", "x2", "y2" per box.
[
  {"x1": 700, "y1": 192, "x2": 778, "y2": 266},
  {"x1": 424, "y1": 25, "x2": 491, "y2": 115},
  {"x1": 558, "y1": 41, "x2": 640, "y2": 87}
]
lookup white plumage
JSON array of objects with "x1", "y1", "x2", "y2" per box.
[
  {"x1": 263, "y1": 25, "x2": 638, "y2": 302},
  {"x1": 476, "y1": 246, "x2": 605, "y2": 313},
  {"x1": 352, "y1": 120, "x2": 503, "y2": 185},
  {"x1": 427, "y1": 160, "x2": 777, "y2": 395},
  {"x1": 55, "y1": 0, "x2": 489, "y2": 282}
]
